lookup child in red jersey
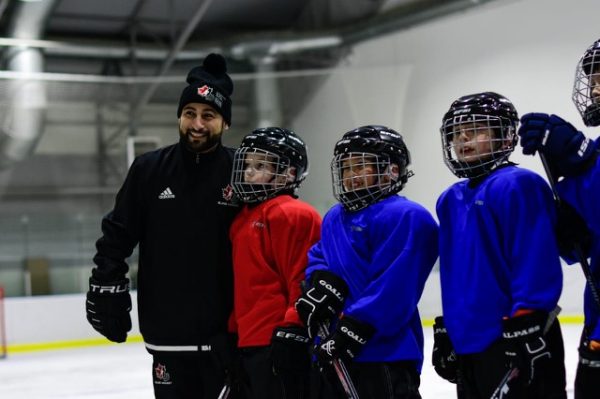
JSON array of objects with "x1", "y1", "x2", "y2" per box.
[{"x1": 229, "y1": 127, "x2": 322, "y2": 399}]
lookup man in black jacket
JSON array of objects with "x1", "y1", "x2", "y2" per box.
[{"x1": 86, "y1": 53, "x2": 241, "y2": 399}]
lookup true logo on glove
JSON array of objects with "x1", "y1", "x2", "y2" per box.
[{"x1": 89, "y1": 282, "x2": 129, "y2": 294}]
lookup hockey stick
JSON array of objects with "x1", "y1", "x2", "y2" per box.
[
  {"x1": 216, "y1": 383, "x2": 231, "y2": 399},
  {"x1": 539, "y1": 152, "x2": 600, "y2": 311},
  {"x1": 489, "y1": 305, "x2": 561, "y2": 399},
  {"x1": 489, "y1": 367, "x2": 520, "y2": 399},
  {"x1": 318, "y1": 322, "x2": 360, "y2": 399}
]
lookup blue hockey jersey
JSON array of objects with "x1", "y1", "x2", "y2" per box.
[
  {"x1": 305, "y1": 195, "x2": 439, "y2": 370},
  {"x1": 436, "y1": 165, "x2": 563, "y2": 354},
  {"x1": 556, "y1": 138, "x2": 600, "y2": 340}
]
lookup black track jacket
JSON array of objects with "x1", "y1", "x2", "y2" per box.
[{"x1": 93, "y1": 139, "x2": 240, "y2": 354}]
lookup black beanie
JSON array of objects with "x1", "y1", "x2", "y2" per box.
[{"x1": 177, "y1": 53, "x2": 233, "y2": 125}]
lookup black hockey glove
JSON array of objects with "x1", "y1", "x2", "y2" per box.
[
  {"x1": 432, "y1": 316, "x2": 458, "y2": 383},
  {"x1": 85, "y1": 277, "x2": 132, "y2": 343},
  {"x1": 575, "y1": 333, "x2": 600, "y2": 398},
  {"x1": 502, "y1": 311, "x2": 552, "y2": 385},
  {"x1": 317, "y1": 316, "x2": 375, "y2": 364},
  {"x1": 518, "y1": 113, "x2": 598, "y2": 177},
  {"x1": 578, "y1": 336, "x2": 600, "y2": 369},
  {"x1": 270, "y1": 326, "x2": 311, "y2": 376},
  {"x1": 209, "y1": 333, "x2": 243, "y2": 388},
  {"x1": 555, "y1": 200, "x2": 592, "y2": 259},
  {"x1": 295, "y1": 270, "x2": 349, "y2": 339}
]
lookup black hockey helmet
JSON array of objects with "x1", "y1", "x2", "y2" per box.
[
  {"x1": 440, "y1": 91, "x2": 518, "y2": 179},
  {"x1": 573, "y1": 38, "x2": 600, "y2": 127},
  {"x1": 331, "y1": 125, "x2": 412, "y2": 212},
  {"x1": 232, "y1": 127, "x2": 308, "y2": 203}
]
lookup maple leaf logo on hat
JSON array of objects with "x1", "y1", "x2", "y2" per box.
[{"x1": 197, "y1": 85, "x2": 212, "y2": 97}]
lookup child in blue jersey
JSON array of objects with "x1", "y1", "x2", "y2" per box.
[
  {"x1": 518, "y1": 38, "x2": 600, "y2": 399},
  {"x1": 434, "y1": 92, "x2": 567, "y2": 399},
  {"x1": 295, "y1": 125, "x2": 439, "y2": 399}
]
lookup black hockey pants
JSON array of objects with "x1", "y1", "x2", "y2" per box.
[
  {"x1": 316, "y1": 360, "x2": 421, "y2": 399},
  {"x1": 240, "y1": 346, "x2": 310, "y2": 399}
]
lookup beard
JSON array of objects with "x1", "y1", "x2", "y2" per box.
[{"x1": 179, "y1": 127, "x2": 222, "y2": 153}]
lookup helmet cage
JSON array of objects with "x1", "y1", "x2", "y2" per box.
[
  {"x1": 572, "y1": 40, "x2": 600, "y2": 127},
  {"x1": 441, "y1": 113, "x2": 516, "y2": 178},
  {"x1": 231, "y1": 147, "x2": 296, "y2": 203},
  {"x1": 331, "y1": 151, "x2": 401, "y2": 212}
]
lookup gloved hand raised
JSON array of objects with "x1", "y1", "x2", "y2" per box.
[
  {"x1": 432, "y1": 316, "x2": 459, "y2": 383},
  {"x1": 518, "y1": 113, "x2": 597, "y2": 177},
  {"x1": 86, "y1": 277, "x2": 132, "y2": 343},
  {"x1": 295, "y1": 270, "x2": 349, "y2": 339}
]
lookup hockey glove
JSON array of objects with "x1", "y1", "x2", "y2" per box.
[
  {"x1": 575, "y1": 334, "x2": 600, "y2": 397},
  {"x1": 270, "y1": 326, "x2": 311, "y2": 376},
  {"x1": 317, "y1": 316, "x2": 375, "y2": 364},
  {"x1": 518, "y1": 113, "x2": 598, "y2": 177},
  {"x1": 578, "y1": 336, "x2": 600, "y2": 368},
  {"x1": 432, "y1": 316, "x2": 458, "y2": 383},
  {"x1": 295, "y1": 270, "x2": 349, "y2": 339},
  {"x1": 209, "y1": 333, "x2": 243, "y2": 388},
  {"x1": 502, "y1": 311, "x2": 552, "y2": 385},
  {"x1": 85, "y1": 277, "x2": 132, "y2": 343},
  {"x1": 555, "y1": 200, "x2": 592, "y2": 259}
]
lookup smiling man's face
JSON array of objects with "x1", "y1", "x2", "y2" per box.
[{"x1": 178, "y1": 102, "x2": 228, "y2": 153}]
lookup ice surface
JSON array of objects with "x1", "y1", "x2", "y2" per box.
[{"x1": 0, "y1": 324, "x2": 581, "y2": 398}]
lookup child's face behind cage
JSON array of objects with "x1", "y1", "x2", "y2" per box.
[
  {"x1": 341, "y1": 155, "x2": 381, "y2": 191},
  {"x1": 243, "y1": 153, "x2": 279, "y2": 184},
  {"x1": 451, "y1": 122, "x2": 505, "y2": 164},
  {"x1": 591, "y1": 69, "x2": 600, "y2": 102}
]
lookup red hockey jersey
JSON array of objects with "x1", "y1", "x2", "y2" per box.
[{"x1": 230, "y1": 194, "x2": 321, "y2": 347}]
